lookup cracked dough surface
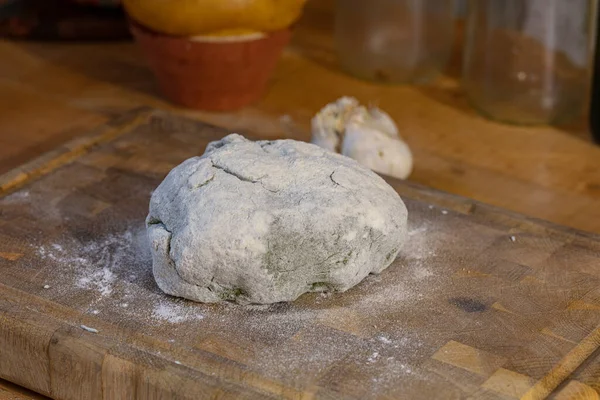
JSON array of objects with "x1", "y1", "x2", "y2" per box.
[{"x1": 147, "y1": 134, "x2": 408, "y2": 304}]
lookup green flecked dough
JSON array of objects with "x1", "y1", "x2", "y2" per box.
[{"x1": 147, "y1": 134, "x2": 408, "y2": 304}]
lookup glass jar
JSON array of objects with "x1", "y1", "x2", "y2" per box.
[
  {"x1": 462, "y1": 0, "x2": 594, "y2": 125},
  {"x1": 335, "y1": 0, "x2": 456, "y2": 84}
]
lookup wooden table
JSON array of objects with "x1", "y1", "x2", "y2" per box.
[{"x1": 1, "y1": 1, "x2": 600, "y2": 398}]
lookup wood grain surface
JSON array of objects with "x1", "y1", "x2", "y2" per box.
[
  {"x1": 1, "y1": 110, "x2": 600, "y2": 399},
  {"x1": 1, "y1": 0, "x2": 600, "y2": 237},
  {"x1": 0, "y1": 378, "x2": 47, "y2": 400}
]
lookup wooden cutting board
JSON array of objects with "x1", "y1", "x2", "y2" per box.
[{"x1": 1, "y1": 108, "x2": 600, "y2": 400}]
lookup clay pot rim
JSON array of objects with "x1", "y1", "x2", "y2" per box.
[{"x1": 128, "y1": 16, "x2": 290, "y2": 43}]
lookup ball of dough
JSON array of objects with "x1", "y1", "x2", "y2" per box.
[{"x1": 147, "y1": 134, "x2": 408, "y2": 304}]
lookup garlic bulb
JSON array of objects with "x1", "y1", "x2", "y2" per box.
[{"x1": 311, "y1": 97, "x2": 413, "y2": 179}]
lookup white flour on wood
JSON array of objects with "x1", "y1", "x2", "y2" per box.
[
  {"x1": 30, "y1": 212, "x2": 438, "y2": 396},
  {"x1": 32, "y1": 225, "x2": 205, "y2": 325}
]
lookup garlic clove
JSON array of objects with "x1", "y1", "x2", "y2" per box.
[
  {"x1": 341, "y1": 123, "x2": 413, "y2": 180},
  {"x1": 311, "y1": 96, "x2": 413, "y2": 179},
  {"x1": 365, "y1": 107, "x2": 400, "y2": 138},
  {"x1": 310, "y1": 96, "x2": 359, "y2": 152}
]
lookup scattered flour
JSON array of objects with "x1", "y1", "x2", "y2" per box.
[
  {"x1": 367, "y1": 351, "x2": 380, "y2": 363},
  {"x1": 398, "y1": 364, "x2": 412, "y2": 374},
  {"x1": 151, "y1": 301, "x2": 205, "y2": 324},
  {"x1": 32, "y1": 226, "x2": 207, "y2": 326},
  {"x1": 413, "y1": 267, "x2": 434, "y2": 280},
  {"x1": 400, "y1": 223, "x2": 437, "y2": 282},
  {"x1": 2, "y1": 190, "x2": 30, "y2": 203},
  {"x1": 378, "y1": 335, "x2": 392, "y2": 344},
  {"x1": 78, "y1": 266, "x2": 116, "y2": 296},
  {"x1": 27, "y1": 211, "x2": 435, "y2": 396},
  {"x1": 37, "y1": 244, "x2": 85, "y2": 264}
]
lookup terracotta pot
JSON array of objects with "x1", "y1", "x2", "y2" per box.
[{"x1": 129, "y1": 20, "x2": 291, "y2": 111}]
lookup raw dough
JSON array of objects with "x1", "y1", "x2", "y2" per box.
[
  {"x1": 311, "y1": 97, "x2": 413, "y2": 179},
  {"x1": 147, "y1": 134, "x2": 408, "y2": 304}
]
